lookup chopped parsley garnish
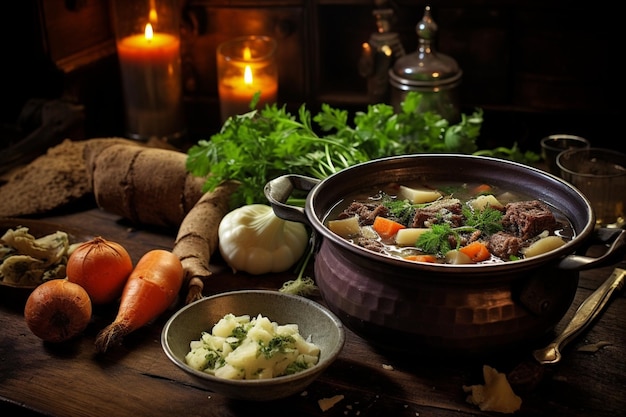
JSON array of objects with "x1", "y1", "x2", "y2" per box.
[
  {"x1": 203, "y1": 350, "x2": 225, "y2": 369},
  {"x1": 285, "y1": 360, "x2": 311, "y2": 375},
  {"x1": 258, "y1": 335, "x2": 296, "y2": 359},
  {"x1": 226, "y1": 325, "x2": 249, "y2": 349}
]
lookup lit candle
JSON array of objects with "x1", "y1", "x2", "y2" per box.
[
  {"x1": 113, "y1": 0, "x2": 184, "y2": 141},
  {"x1": 217, "y1": 36, "x2": 278, "y2": 122}
]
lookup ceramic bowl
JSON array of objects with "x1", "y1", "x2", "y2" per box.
[{"x1": 161, "y1": 290, "x2": 345, "y2": 401}]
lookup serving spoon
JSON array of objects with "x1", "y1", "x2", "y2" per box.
[
  {"x1": 508, "y1": 267, "x2": 625, "y2": 391},
  {"x1": 533, "y1": 267, "x2": 625, "y2": 364}
]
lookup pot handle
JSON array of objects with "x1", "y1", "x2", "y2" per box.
[
  {"x1": 264, "y1": 174, "x2": 320, "y2": 225},
  {"x1": 558, "y1": 228, "x2": 626, "y2": 270}
]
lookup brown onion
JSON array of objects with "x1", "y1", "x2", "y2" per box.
[
  {"x1": 66, "y1": 236, "x2": 133, "y2": 305},
  {"x1": 24, "y1": 279, "x2": 92, "y2": 343}
]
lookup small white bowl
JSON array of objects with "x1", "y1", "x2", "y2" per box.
[{"x1": 161, "y1": 290, "x2": 345, "y2": 401}]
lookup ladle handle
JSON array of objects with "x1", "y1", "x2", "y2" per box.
[
  {"x1": 532, "y1": 267, "x2": 626, "y2": 365},
  {"x1": 264, "y1": 174, "x2": 320, "y2": 224},
  {"x1": 558, "y1": 228, "x2": 626, "y2": 270}
]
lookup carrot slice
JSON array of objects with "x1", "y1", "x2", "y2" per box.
[
  {"x1": 473, "y1": 184, "x2": 493, "y2": 195},
  {"x1": 404, "y1": 254, "x2": 437, "y2": 263},
  {"x1": 372, "y1": 216, "x2": 406, "y2": 239},
  {"x1": 459, "y1": 241, "x2": 491, "y2": 262}
]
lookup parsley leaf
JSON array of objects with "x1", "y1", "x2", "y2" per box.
[
  {"x1": 186, "y1": 91, "x2": 537, "y2": 207},
  {"x1": 416, "y1": 223, "x2": 454, "y2": 254},
  {"x1": 463, "y1": 205, "x2": 503, "y2": 235}
]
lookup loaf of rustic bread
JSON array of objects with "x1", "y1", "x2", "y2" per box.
[
  {"x1": 0, "y1": 137, "x2": 137, "y2": 217},
  {"x1": 0, "y1": 137, "x2": 205, "y2": 229}
]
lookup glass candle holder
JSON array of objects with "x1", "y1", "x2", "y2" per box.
[
  {"x1": 557, "y1": 148, "x2": 626, "y2": 228},
  {"x1": 112, "y1": 0, "x2": 185, "y2": 142},
  {"x1": 217, "y1": 36, "x2": 278, "y2": 123},
  {"x1": 540, "y1": 134, "x2": 590, "y2": 176}
]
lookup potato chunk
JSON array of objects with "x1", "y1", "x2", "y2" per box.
[
  {"x1": 469, "y1": 194, "x2": 504, "y2": 211},
  {"x1": 395, "y1": 228, "x2": 430, "y2": 246},
  {"x1": 397, "y1": 185, "x2": 442, "y2": 204},
  {"x1": 522, "y1": 235, "x2": 566, "y2": 258},
  {"x1": 327, "y1": 216, "x2": 361, "y2": 238}
]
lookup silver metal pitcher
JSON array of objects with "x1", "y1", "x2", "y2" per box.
[{"x1": 388, "y1": 6, "x2": 462, "y2": 122}]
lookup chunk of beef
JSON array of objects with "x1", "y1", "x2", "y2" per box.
[
  {"x1": 445, "y1": 230, "x2": 482, "y2": 249},
  {"x1": 411, "y1": 198, "x2": 463, "y2": 228},
  {"x1": 488, "y1": 232, "x2": 523, "y2": 259},
  {"x1": 337, "y1": 201, "x2": 388, "y2": 226},
  {"x1": 356, "y1": 237, "x2": 386, "y2": 253},
  {"x1": 502, "y1": 200, "x2": 557, "y2": 240}
]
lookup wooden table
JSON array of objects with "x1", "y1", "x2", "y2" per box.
[{"x1": 1, "y1": 207, "x2": 625, "y2": 417}]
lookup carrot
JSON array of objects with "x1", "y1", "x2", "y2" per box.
[
  {"x1": 459, "y1": 241, "x2": 491, "y2": 262},
  {"x1": 372, "y1": 216, "x2": 406, "y2": 239},
  {"x1": 95, "y1": 249, "x2": 183, "y2": 353},
  {"x1": 404, "y1": 254, "x2": 437, "y2": 263},
  {"x1": 473, "y1": 183, "x2": 493, "y2": 195}
]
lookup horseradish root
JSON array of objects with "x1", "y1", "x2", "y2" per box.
[
  {"x1": 173, "y1": 180, "x2": 239, "y2": 304},
  {"x1": 88, "y1": 144, "x2": 206, "y2": 228}
]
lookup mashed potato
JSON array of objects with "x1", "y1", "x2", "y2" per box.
[{"x1": 185, "y1": 313, "x2": 320, "y2": 380}]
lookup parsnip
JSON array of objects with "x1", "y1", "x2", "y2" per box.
[{"x1": 173, "y1": 180, "x2": 239, "y2": 304}]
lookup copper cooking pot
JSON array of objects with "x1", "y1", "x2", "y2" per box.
[{"x1": 265, "y1": 154, "x2": 626, "y2": 355}]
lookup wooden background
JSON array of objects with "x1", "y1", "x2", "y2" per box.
[{"x1": 2, "y1": 0, "x2": 620, "y2": 152}]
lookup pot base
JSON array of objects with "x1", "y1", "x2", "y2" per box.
[{"x1": 315, "y1": 240, "x2": 579, "y2": 355}]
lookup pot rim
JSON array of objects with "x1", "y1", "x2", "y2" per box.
[{"x1": 305, "y1": 153, "x2": 596, "y2": 274}]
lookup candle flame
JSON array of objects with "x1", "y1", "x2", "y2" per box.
[
  {"x1": 243, "y1": 47, "x2": 253, "y2": 84},
  {"x1": 244, "y1": 65, "x2": 253, "y2": 85},
  {"x1": 144, "y1": 23, "x2": 154, "y2": 41}
]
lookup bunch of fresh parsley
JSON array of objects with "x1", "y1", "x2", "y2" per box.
[{"x1": 186, "y1": 92, "x2": 532, "y2": 208}]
